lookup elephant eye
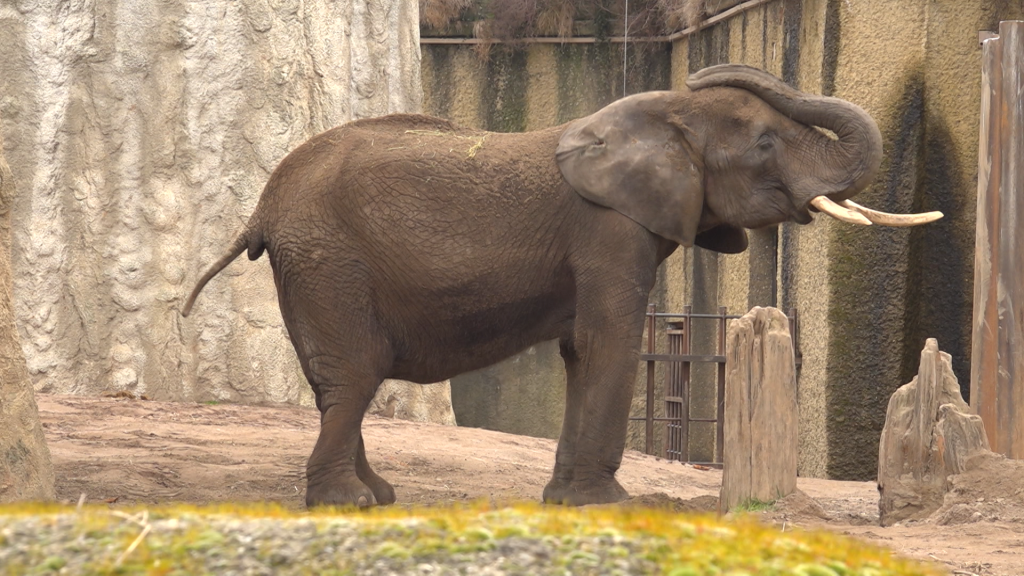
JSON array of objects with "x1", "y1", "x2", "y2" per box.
[
  {"x1": 757, "y1": 133, "x2": 774, "y2": 151},
  {"x1": 592, "y1": 138, "x2": 605, "y2": 147}
]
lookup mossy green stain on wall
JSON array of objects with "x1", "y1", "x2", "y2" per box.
[
  {"x1": 483, "y1": 46, "x2": 528, "y2": 132},
  {"x1": 901, "y1": 117, "x2": 973, "y2": 400},
  {"x1": 425, "y1": 46, "x2": 455, "y2": 119},
  {"x1": 450, "y1": 341, "x2": 565, "y2": 439},
  {"x1": 688, "y1": 22, "x2": 731, "y2": 72},
  {"x1": 554, "y1": 44, "x2": 608, "y2": 123},
  {"x1": 827, "y1": 69, "x2": 927, "y2": 480},
  {"x1": 821, "y1": 0, "x2": 841, "y2": 96},
  {"x1": 825, "y1": 56, "x2": 976, "y2": 478},
  {"x1": 782, "y1": 0, "x2": 803, "y2": 87},
  {"x1": 552, "y1": 42, "x2": 674, "y2": 124},
  {"x1": 624, "y1": 43, "x2": 673, "y2": 97}
]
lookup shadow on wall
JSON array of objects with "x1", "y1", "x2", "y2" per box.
[
  {"x1": 905, "y1": 118, "x2": 971, "y2": 399},
  {"x1": 827, "y1": 68, "x2": 970, "y2": 481}
]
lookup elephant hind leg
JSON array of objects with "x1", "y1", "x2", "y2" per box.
[
  {"x1": 277, "y1": 270, "x2": 396, "y2": 507},
  {"x1": 356, "y1": 435, "x2": 395, "y2": 505},
  {"x1": 301, "y1": 353, "x2": 392, "y2": 508}
]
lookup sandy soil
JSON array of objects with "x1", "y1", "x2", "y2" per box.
[{"x1": 37, "y1": 394, "x2": 1024, "y2": 575}]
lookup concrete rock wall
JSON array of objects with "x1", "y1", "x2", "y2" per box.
[
  {"x1": 368, "y1": 379, "x2": 458, "y2": 426},
  {"x1": 0, "y1": 1, "x2": 421, "y2": 404},
  {"x1": 0, "y1": 111, "x2": 54, "y2": 502}
]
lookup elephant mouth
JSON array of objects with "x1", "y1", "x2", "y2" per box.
[{"x1": 806, "y1": 196, "x2": 943, "y2": 227}]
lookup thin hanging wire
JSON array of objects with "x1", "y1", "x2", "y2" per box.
[{"x1": 622, "y1": 0, "x2": 629, "y2": 97}]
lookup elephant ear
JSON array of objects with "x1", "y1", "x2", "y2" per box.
[
  {"x1": 556, "y1": 101, "x2": 704, "y2": 247},
  {"x1": 694, "y1": 225, "x2": 748, "y2": 254}
]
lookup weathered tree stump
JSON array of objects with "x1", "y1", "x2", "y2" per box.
[
  {"x1": 720, "y1": 307, "x2": 798, "y2": 512},
  {"x1": 0, "y1": 117, "x2": 55, "y2": 502},
  {"x1": 878, "y1": 338, "x2": 990, "y2": 526}
]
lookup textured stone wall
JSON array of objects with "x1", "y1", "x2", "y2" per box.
[
  {"x1": 0, "y1": 112, "x2": 54, "y2": 502},
  {"x1": 0, "y1": 1, "x2": 421, "y2": 405}
]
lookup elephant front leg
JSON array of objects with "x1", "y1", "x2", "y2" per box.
[{"x1": 543, "y1": 311, "x2": 644, "y2": 506}]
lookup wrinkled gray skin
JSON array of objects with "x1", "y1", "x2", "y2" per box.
[{"x1": 183, "y1": 65, "x2": 883, "y2": 508}]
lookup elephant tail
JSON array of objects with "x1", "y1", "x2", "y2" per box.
[{"x1": 180, "y1": 232, "x2": 252, "y2": 317}]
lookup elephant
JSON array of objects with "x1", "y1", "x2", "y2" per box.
[{"x1": 182, "y1": 64, "x2": 940, "y2": 508}]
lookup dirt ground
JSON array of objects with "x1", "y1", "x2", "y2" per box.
[{"x1": 36, "y1": 394, "x2": 1024, "y2": 575}]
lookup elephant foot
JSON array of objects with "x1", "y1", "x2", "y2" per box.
[
  {"x1": 306, "y1": 474, "x2": 377, "y2": 508},
  {"x1": 542, "y1": 477, "x2": 629, "y2": 506},
  {"x1": 359, "y1": 469, "x2": 396, "y2": 506}
]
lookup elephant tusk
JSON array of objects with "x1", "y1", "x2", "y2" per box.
[
  {"x1": 809, "y1": 196, "x2": 873, "y2": 225},
  {"x1": 838, "y1": 199, "x2": 944, "y2": 227}
]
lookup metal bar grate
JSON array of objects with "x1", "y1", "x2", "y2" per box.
[{"x1": 630, "y1": 305, "x2": 800, "y2": 465}]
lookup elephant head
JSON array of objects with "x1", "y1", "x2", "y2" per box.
[{"x1": 556, "y1": 64, "x2": 940, "y2": 253}]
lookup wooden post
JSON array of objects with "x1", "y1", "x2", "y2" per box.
[
  {"x1": 971, "y1": 21, "x2": 1024, "y2": 458},
  {"x1": 879, "y1": 339, "x2": 990, "y2": 526},
  {"x1": 719, "y1": 307, "x2": 797, "y2": 512}
]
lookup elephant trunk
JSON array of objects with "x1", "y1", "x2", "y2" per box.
[{"x1": 686, "y1": 64, "x2": 883, "y2": 200}]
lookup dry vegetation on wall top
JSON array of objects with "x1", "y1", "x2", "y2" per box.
[{"x1": 420, "y1": 0, "x2": 734, "y2": 39}]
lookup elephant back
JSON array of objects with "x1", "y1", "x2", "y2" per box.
[
  {"x1": 251, "y1": 115, "x2": 571, "y2": 258},
  {"x1": 347, "y1": 113, "x2": 457, "y2": 134}
]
